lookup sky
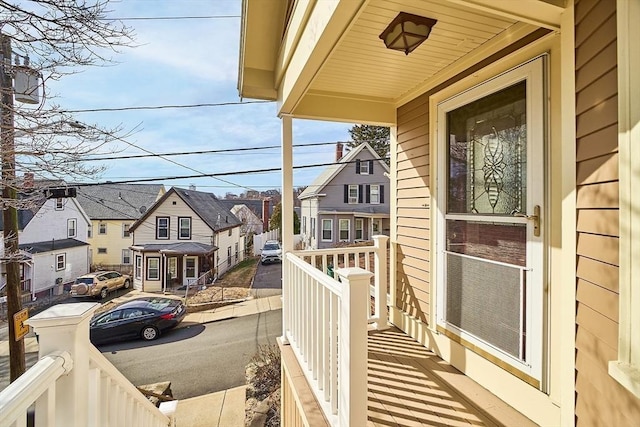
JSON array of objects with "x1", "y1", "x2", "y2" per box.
[{"x1": 40, "y1": 0, "x2": 353, "y2": 197}]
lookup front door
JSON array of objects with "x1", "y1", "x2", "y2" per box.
[
  {"x1": 436, "y1": 57, "x2": 545, "y2": 384},
  {"x1": 167, "y1": 257, "x2": 178, "y2": 287},
  {"x1": 184, "y1": 256, "x2": 197, "y2": 286}
]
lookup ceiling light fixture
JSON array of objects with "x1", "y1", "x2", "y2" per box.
[{"x1": 379, "y1": 12, "x2": 437, "y2": 55}]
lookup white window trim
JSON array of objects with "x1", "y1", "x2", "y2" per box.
[
  {"x1": 55, "y1": 253, "x2": 66, "y2": 271},
  {"x1": 67, "y1": 218, "x2": 77, "y2": 238},
  {"x1": 97, "y1": 248, "x2": 107, "y2": 254},
  {"x1": 178, "y1": 217, "x2": 191, "y2": 239},
  {"x1": 147, "y1": 257, "x2": 160, "y2": 280},
  {"x1": 55, "y1": 198, "x2": 64, "y2": 210},
  {"x1": 370, "y1": 184, "x2": 380, "y2": 204},
  {"x1": 360, "y1": 160, "x2": 370, "y2": 175},
  {"x1": 339, "y1": 219, "x2": 350, "y2": 242},
  {"x1": 98, "y1": 223, "x2": 107, "y2": 235},
  {"x1": 122, "y1": 249, "x2": 131, "y2": 265},
  {"x1": 348, "y1": 184, "x2": 359, "y2": 204},
  {"x1": 157, "y1": 217, "x2": 169, "y2": 240},
  {"x1": 610, "y1": 0, "x2": 640, "y2": 398},
  {"x1": 135, "y1": 255, "x2": 142, "y2": 280},
  {"x1": 321, "y1": 219, "x2": 333, "y2": 242}
]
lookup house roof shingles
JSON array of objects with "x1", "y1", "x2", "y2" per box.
[
  {"x1": 19, "y1": 238, "x2": 89, "y2": 254},
  {"x1": 75, "y1": 184, "x2": 165, "y2": 220}
]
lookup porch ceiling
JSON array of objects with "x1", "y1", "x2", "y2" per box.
[{"x1": 239, "y1": 0, "x2": 563, "y2": 125}]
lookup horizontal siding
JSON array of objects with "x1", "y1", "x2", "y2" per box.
[
  {"x1": 396, "y1": 90, "x2": 430, "y2": 322},
  {"x1": 572, "y1": 0, "x2": 640, "y2": 424}
]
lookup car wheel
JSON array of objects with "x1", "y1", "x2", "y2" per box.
[
  {"x1": 123, "y1": 279, "x2": 130, "y2": 289},
  {"x1": 99, "y1": 288, "x2": 108, "y2": 300},
  {"x1": 141, "y1": 326, "x2": 159, "y2": 341}
]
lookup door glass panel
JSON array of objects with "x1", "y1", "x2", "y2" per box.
[
  {"x1": 186, "y1": 258, "x2": 196, "y2": 278},
  {"x1": 447, "y1": 81, "x2": 527, "y2": 215}
]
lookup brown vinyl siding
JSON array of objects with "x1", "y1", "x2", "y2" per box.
[{"x1": 574, "y1": 0, "x2": 640, "y2": 425}]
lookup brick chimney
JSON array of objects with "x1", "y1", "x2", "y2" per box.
[
  {"x1": 262, "y1": 198, "x2": 270, "y2": 232},
  {"x1": 336, "y1": 142, "x2": 344, "y2": 162},
  {"x1": 23, "y1": 172, "x2": 34, "y2": 189}
]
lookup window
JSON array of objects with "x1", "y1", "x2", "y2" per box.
[
  {"x1": 135, "y1": 255, "x2": 142, "y2": 279},
  {"x1": 348, "y1": 185, "x2": 359, "y2": 204},
  {"x1": 178, "y1": 217, "x2": 191, "y2": 239},
  {"x1": 156, "y1": 217, "x2": 169, "y2": 239},
  {"x1": 56, "y1": 253, "x2": 66, "y2": 271},
  {"x1": 122, "y1": 249, "x2": 131, "y2": 265},
  {"x1": 372, "y1": 219, "x2": 381, "y2": 234},
  {"x1": 370, "y1": 185, "x2": 380, "y2": 204},
  {"x1": 87, "y1": 226, "x2": 92, "y2": 239},
  {"x1": 67, "y1": 218, "x2": 77, "y2": 238},
  {"x1": 122, "y1": 223, "x2": 131, "y2": 238},
  {"x1": 228, "y1": 228, "x2": 232, "y2": 236},
  {"x1": 339, "y1": 219, "x2": 350, "y2": 241},
  {"x1": 97, "y1": 248, "x2": 107, "y2": 254},
  {"x1": 55, "y1": 198, "x2": 64, "y2": 210},
  {"x1": 610, "y1": 1, "x2": 640, "y2": 397},
  {"x1": 311, "y1": 218, "x2": 316, "y2": 238},
  {"x1": 322, "y1": 219, "x2": 333, "y2": 241},
  {"x1": 147, "y1": 257, "x2": 160, "y2": 280},
  {"x1": 355, "y1": 218, "x2": 364, "y2": 240},
  {"x1": 359, "y1": 159, "x2": 369, "y2": 174},
  {"x1": 98, "y1": 223, "x2": 107, "y2": 234},
  {"x1": 302, "y1": 216, "x2": 307, "y2": 234},
  {"x1": 227, "y1": 247, "x2": 232, "y2": 266},
  {"x1": 356, "y1": 159, "x2": 374, "y2": 175},
  {"x1": 235, "y1": 242, "x2": 239, "y2": 261}
]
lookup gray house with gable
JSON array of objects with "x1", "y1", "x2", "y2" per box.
[{"x1": 299, "y1": 142, "x2": 390, "y2": 249}]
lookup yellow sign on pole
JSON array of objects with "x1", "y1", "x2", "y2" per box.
[{"x1": 14, "y1": 308, "x2": 29, "y2": 341}]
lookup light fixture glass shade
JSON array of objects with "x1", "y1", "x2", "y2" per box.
[{"x1": 379, "y1": 12, "x2": 437, "y2": 55}]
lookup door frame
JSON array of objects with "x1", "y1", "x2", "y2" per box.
[{"x1": 434, "y1": 56, "x2": 547, "y2": 385}]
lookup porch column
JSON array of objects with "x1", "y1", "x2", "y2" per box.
[
  {"x1": 281, "y1": 114, "x2": 293, "y2": 342},
  {"x1": 373, "y1": 235, "x2": 389, "y2": 330},
  {"x1": 27, "y1": 302, "x2": 100, "y2": 427}
]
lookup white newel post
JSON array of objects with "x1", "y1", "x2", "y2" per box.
[
  {"x1": 335, "y1": 267, "x2": 372, "y2": 427},
  {"x1": 372, "y1": 235, "x2": 389, "y2": 330},
  {"x1": 27, "y1": 302, "x2": 100, "y2": 427}
]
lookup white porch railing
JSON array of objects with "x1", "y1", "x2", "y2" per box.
[
  {"x1": 292, "y1": 235, "x2": 389, "y2": 329},
  {"x1": 0, "y1": 303, "x2": 174, "y2": 427},
  {"x1": 283, "y1": 235, "x2": 389, "y2": 426}
]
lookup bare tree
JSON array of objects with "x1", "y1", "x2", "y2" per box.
[{"x1": 0, "y1": 0, "x2": 134, "y2": 382}]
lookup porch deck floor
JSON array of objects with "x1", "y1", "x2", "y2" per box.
[{"x1": 366, "y1": 328, "x2": 537, "y2": 427}]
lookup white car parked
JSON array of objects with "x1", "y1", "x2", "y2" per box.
[{"x1": 261, "y1": 240, "x2": 282, "y2": 264}]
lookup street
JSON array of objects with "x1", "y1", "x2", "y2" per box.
[{"x1": 98, "y1": 309, "x2": 282, "y2": 399}]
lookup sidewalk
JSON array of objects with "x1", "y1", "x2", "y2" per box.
[{"x1": 0, "y1": 293, "x2": 283, "y2": 427}]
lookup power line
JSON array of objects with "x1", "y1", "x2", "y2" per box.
[
  {"x1": 72, "y1": 141, "x2": 345, "y2": 162},
  {"x1": 73, "y1": 158, "x2": 390, "y2": 187},
  {"x1": 62, "y1": 100, "x2": 272, "y2": 113}
]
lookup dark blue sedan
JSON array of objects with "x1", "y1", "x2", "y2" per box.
[{"x1": 90, "y1": 297, "x2": 187, "y2": 345}]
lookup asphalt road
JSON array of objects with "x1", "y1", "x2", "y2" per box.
[
  {"x1": 251, "y1": 261, "x2": 282, "y2": 299},
  {"x1": 97, "y1": 309, "x2": 282, "y2": 399}
]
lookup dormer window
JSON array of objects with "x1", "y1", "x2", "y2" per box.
[
  {"x1": 356, "y1": 159, "x2": 374, "y2": 175},
  {"x1": 360, "y1": 160, "x2": 369, "y2": 174}
]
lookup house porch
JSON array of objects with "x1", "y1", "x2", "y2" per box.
[{"x1": 281, "y1": 326, "x2": 536, "y2": 427}]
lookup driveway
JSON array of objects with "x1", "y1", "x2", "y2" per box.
[{"x1": 251, "y1": 262, "x2": 282, "y2": 299}]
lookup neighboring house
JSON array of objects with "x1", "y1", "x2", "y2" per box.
[
  {"x1": 75, "y1": 184, "x2": 166, "y2": 270},
  {"x1": 298, "y1": 142, "x2": 390, "y2": 249},
  {"x1": 129, "y1": 187, "x2": 244, "y2": 292},
  {"x1": 1, "y1": 195, "x2": 90, "y2": 298},
  {"x1": 239, "y1": 1, "x2": 640, "y2": 427},
  {"x1": 220, "y1": 198, "x2": 271, "y2": 236}
]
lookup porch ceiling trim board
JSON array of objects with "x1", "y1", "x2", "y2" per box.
[
  {"x1": 447, "y1": 0, "x2": 563, "y2": 31},
  {"x1": 293, "y1": 92, "x2": 396, "y2": 125},
  {"x1": 277, "y1": 0, "x2": 368, "y2": 115}
]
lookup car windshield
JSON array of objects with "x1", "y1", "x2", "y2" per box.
[
  {"x1": 264, "y1": 244, "x2": 279, "y2": 250},
  {"x1": 75, "y1": 277, "x2": 94, "y2": 285}
]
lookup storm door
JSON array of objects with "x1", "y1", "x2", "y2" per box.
[{"x1": 436, "y1": 58, "x2": 545, "y2": 384}]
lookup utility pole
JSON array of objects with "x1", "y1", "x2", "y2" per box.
[{"x1": 1, "y1": 33, "x2": 26, "y2": 382}]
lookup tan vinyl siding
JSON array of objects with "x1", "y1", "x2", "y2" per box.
[
  {"x1": 395, "y1": 94, "x2": 430, "y2": 322},
  {"x1": 574, "y1": 0, "x2": 640, "y2": 424}
]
